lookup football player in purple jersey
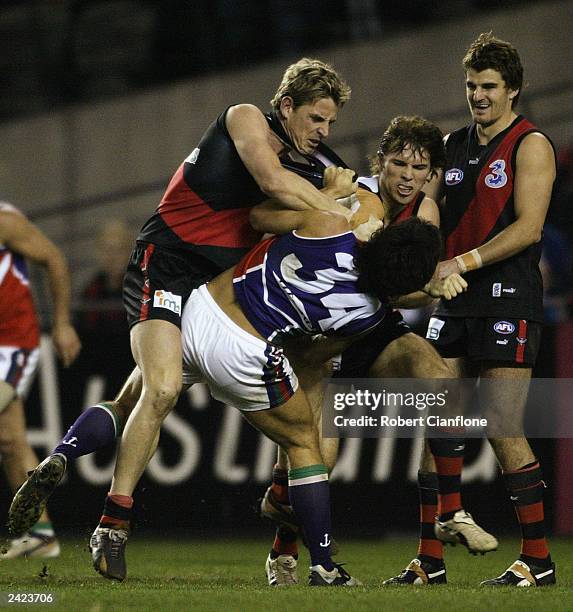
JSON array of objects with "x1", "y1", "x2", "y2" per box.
[{"x1": 170, "y1": 209, "x2": 441, "y2": 586}]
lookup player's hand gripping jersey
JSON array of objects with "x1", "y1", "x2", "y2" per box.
[{"x1": 233, "y1": 229, "x2": 385, "y2": 345}]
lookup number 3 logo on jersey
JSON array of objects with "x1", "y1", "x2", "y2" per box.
[{"x1": 484, "y1": 159, "x2": 508, "y2": 189}]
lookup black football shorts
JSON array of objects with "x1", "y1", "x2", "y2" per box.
[
  {"x1": 123, "y1": 242, "x2": 219, "y2": 330},
  {"x1": 333, "y1": 309, "x2": 411, "y2": 378},
  {"x1": 425, "y1": 315, "x2": 542, "y2": 366}
]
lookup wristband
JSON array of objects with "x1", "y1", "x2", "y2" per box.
[{"x1": 455, "y1": 248, "x2": 482, "y2": 273}]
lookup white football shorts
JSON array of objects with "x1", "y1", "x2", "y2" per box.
[
  {"x1": 181, "y1": 284, "x2": 298, "y2": 412},
  {"x1": 0, "y1": 346, "x2": 40, "y2": 398}
]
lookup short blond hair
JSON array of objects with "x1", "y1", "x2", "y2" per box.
[{"x1": 270, "y1": 58, "x2": 351, "y2": 110}]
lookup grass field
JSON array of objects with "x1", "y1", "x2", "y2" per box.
[{"x1": 0, "y1": 537, "x2": 571, "y2": 611}]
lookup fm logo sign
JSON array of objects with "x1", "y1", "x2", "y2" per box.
[{"x1": 153, "y1": 290, "x2": 182, "y2": 315}]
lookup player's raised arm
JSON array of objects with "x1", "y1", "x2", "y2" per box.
[
  {"x1": 227, "y1": 104, "x2": 354, "y2": 214},
  {"x1": 0, "y1": 210, "x2": 81, "y2": 366},
  {"x1": 438, "y1": 132, "x2": 555, "y2": 279},
  {"x1": 250, "y1": 165, "x2": 357, "y2": 235}
]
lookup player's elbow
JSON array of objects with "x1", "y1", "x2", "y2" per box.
[
  {"x1": 525, "y1": 226, "x2": 543, "y2": 245},
  {"x1": 35, "y1": 242, "x2": 62, "y2": 268},
  {"x1": 531, "y1": 228, "x2": 543, "y2": 244},
  {"x1": 516, "y1": 219, "x2": 543, "y2": 247},
  {"x1": 249, "y1": 207, "x2": 268, "y2": 232}
]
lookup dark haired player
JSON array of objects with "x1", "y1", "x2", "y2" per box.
[
  {"x1": 92, "y1": 210, "x2": 441, "y2": 584},
  {"x1": 385, "y1": 33, "x2": 556, "y2": 588},
  {"x1": 258, "y1": 116, "x2": 482, "y2": 586}
]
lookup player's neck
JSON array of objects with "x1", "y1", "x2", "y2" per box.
[
  {"x1": 475, "y1": 111, "x2": 518, "y2": 145},
  {"x1": 379, "y1": 185, "x2": 407, "y2": 225},
  {"x1": 381, "y1": 198, "x2": 406, "y2": 226},
  {"x1": 268, "y1": 129, "x2": 290, "y2": 155}
]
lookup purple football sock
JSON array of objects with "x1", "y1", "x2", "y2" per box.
[
  {"x1": 52, "y1": 402, "x2": 120, "y2": 461},
  {"x1": 288, "y1": 464, "x2": 334, "y2": 570}
]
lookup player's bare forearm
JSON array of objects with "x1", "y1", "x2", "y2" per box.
[
  {"x1": 439, "y1": 217, "x2": 545, "y2": 279},
  {"x1": 250, "y1": 181, "x2": 352, "y2": 235},
  {"x1": 45, "y1": 248, "x2": 74, "y2": 327},
  {"x1": 473, "y1": 219, "x2": 541, "y2": 263},
  {"x1": 266, "y1": 168, "x2": 355, "y2": 216},
  {"x1": 390, "y1": 291, "x2": 436, "y2": 309},
  {"x1": 45, "y1": 249, "x2": 82, "y2": 365}
]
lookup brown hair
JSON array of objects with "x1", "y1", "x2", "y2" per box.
[
  {"x1": 463, "y1": 32, "x2": 524, "y2": 106},
  {"x1": 369, "y1": 116, "x2": 445, "y2": 179}
]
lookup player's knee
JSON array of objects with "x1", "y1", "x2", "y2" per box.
[
  {"x1": 323, "y1": 453, "x2": 337, "y2": 473},
  {"x1": 285, "y1": 443, "x2": 323, "y2": 469},
  {"x1": 112, "y1": 395, "x2": 138, "y2": 426},
  {"x1": 317, "y1": 434, "x2": 338, "y2": 473},
  {"x1": 142, "y1": 381, "x2": 182, "y2": 415},
  {"x1": 111, "y1": 400, "x2": 129, "y2": 427},
  {"x1": 422, "y1": 355, "x2": 453, "y2": 379}
]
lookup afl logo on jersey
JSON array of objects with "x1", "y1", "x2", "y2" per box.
[
  {"x1": 445, "y1": 168, "x2": 464, "y2": 185},
  {"x1": 485, "y1": 159, "x2": 508, "y2": 188},
  {"x1": 494, "y1": 320, "x2": 515, "y2": 334}
]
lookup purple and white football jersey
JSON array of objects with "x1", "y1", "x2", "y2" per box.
[{"x1": 233, "y1": 230, "x2": 385, "y2": 344}]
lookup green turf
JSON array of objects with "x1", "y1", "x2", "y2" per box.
[{"x1": 0, "y1": 537, "x2": 571, "y2": 611}]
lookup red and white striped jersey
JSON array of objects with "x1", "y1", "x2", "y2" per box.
[{"x1": 0, "y1": 202, "x2": 40, "y2": 348}]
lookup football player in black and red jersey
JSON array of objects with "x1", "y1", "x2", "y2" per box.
[
  {"x1": 8, "y1": 58, "x2": 357, "y2": 576},
  {"x1": 385, "y1": 33, "x2": 556, "y2": 588}
]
